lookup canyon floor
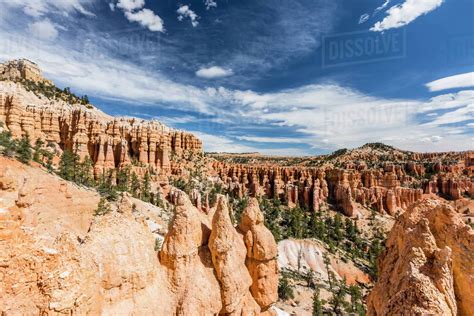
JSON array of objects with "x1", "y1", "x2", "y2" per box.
[{"x1": 0, "y1": 59, "x2": 473, "y2": 315}]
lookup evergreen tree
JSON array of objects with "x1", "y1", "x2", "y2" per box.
[
  {"x1": 0, "y1": 130, "x2": 16, "y2": 157},
  {"x1": 141, "y1": 171, "x2": 152, "y2": 202},
  {"x1": 312, "y1": 287, "x2": 324, "y2": 316},
  {"x1": 33, "y1": 138, "x2": 44, "y2": 163},
  {"x1": 58, "y1": 150, "x2": 77, "y2": 181},
  {"x1": 16, "y1": 133, "x2": 32, "y2": 164},
  {"x1": 348, "y1": 284, "x2": 365, "y2": 315},
  {"x1": 130, "y1": 172, "x2": 141, "y2": 198},
  {"x1": 45, "y1": 151, "x2": 54, "y2": 172},
  {"x1": 94, "y1": 197, "x2": 111, "y2": 216},
  {"x1": 278, "y1": 274, "x2": 294, "y2": 301},
  {"x1": 77, "y1": 156, "x2": 94, "y2": 186},
  {"x1": 328, "y1": 277, "x2": 348, "y2": 315},
  {"x1": 116, "y1": 166, "x2": 131, "y2": 192}
]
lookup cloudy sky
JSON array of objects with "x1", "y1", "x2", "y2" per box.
[{"x1": 0, "y1": 0, "x2": 473, "y2": 155}]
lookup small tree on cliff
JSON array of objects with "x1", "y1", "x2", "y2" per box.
[
  {"x1": 278, "y1": 273, "x2": 294, "y2": 301},
  {"x1": 312, "y1": 287, "x2": 325, "y2": 316},
  {"x1": 141, "y1": 171, "x2": 152, "y2": 202},
  {"x1": 77, "y1": 156, "x2": 94, "y2": 187},
  {"x1": 94, "y1": 197, "x2": 111, "y2": 216},
  {"x1": 116, "y1": 166, "x2": 131, "y2": 192},
  {"x1": 0, "y1": 130, "x2": 16, "y2": 157},
  {"x1": 16, "y1": 133, "x2": 32, "y2": 164},
  {"x1": 33, "y1": 138, "x2": 44, "y2": 163},
  {"x1": 130, "y1": 172, "x2": 141, "y2": 198},
  {"x1": 59, "y1": 150, "x2": 78, "y2": 181}
]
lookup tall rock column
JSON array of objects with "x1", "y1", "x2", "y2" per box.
[
  {"x1": 238, "y1": 198, "x2": 279, "y2": 311},
  {"x1": 208, "y1": 196, "x2": 260, "y2": 315}
]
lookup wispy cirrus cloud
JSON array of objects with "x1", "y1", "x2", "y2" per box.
[{"x1": 5, "y1": 0, "x2": 96, "y2": 17}]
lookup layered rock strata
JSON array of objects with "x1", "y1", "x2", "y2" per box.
[
  {"x1": 212, "y1": 156, "x2": 473, "y2": 216},
  {"x1": 0, "y1": 81, "x2": 202, "y2": 177}
]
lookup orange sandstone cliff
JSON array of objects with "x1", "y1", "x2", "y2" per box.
[
  {"x1": 0, "y1": 157, "x2": 279, "y2": 315},
  {"x1": 367, "y1": 198, "x2": 474, "y2": 316}
]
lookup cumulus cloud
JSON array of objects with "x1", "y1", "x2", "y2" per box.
[
  {"x1": 28, "y1": 19, "x2": 59, "y2": 40},
  {"x1": 117, "y1": 0, "x2": 144, "y2": 12},
  {"x1": 116, "y1": 0, "x2": 164, "y2": 32},
  {"x1": 204, "y1": 0, "x2": 217, "y2": 10},
  {"x1": 371, "y1": 0, "x2": 444, "y2": 32},
  {"x1": 177, "y1": 5, "x2": 199, "y2": 27},
  {"x1": 196, "y1": 66, "x2": 233, "y2": 79},
  {"x1": 426, "y1": 72, "x2": 474, "y2": 92}
]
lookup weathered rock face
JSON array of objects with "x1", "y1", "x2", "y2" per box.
[
  {"x1": 211, "y1": 153, "x2": 473, "y2": 216},
  {"x1": 0, "y1": 158, "x2": 278, "y2": 315},
  {"x1": 0, "y1": 79, "x2": 202, "y2": 177},
  {"x1": 0, "y1": 59, "x2": 52, "y2": 84},
  {"x1": 209, "y1": 196, "x2": 261, "y2": 314},
  {"x1": 367, "y1": 198, "x2": 474, "y2": 316},
  {"x1": 159, "y1": 190, "x2": 222, "y2": 315},
  {"x1": 239, "y1": 198, "x2": 279, "y2": 311}
]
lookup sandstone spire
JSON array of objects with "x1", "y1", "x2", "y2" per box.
[
  {"x1": 239, "y1": 198, "x2": 279, "y2": 311},
  {"x1": 208, "y1": 195, "x2": 260, "y2": 314}
]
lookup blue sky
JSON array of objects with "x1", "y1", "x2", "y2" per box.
[{"x1": 0, "y1": 0, "x2": 473, "y2": 155}]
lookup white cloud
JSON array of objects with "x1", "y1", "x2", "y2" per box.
[
  {"x1": 117, "y1": 0, "x2": 144, "y2": 12},
  {"x1": 124, "y1": 8, "x2": 164, "y2": 32},
  {"x1": 28, "y1": 19, "x2": 59, "y2": 40},
  {"x1": 209, "y1": 85, "x2": 474, "y2": 152},
  {"x1": 193, "y1": 132, "x2": 310, "y2": 156},
  {"x1": 177, "y1": 5, "x2": 199, "y2": 27},
  {"x1": 116, "y1": 0, "x2": 164, "y2": 32},
  {"x1": 204, "y1": 0, "x2": 217, "y2": 10},
  {"x1": 192, "y1": 131, "x2": 257, "y2": 153},
  {"x1": 359, "y1": 13, "x2": 369, "y2": 24},
  {"x1": 7, "y1": 0, "x2": 95, "y2": 17},
  {"x1": 196, "y1": 66, "x2": 233, "y2": 79},
  {"x1": 236, "y1": 136, "x2": 305, "y2": 144},
  {"x1": 371, "y1": 0, "x2": 444, "y2": 32},
  {"x1": 426, "y1": 72, "x2": 474, "y2": 92},
  {"x1": 374, "y1": 0, "x2": 391, "y2": 15}
]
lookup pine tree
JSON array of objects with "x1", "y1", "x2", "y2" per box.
[
  {"x1": 0, "y1": 130, "x2": 16, "y2": 157},
  {"x1": 141, "y1": 171, "x2": 152, "y2": 202},
  {"x1": 77, "y1": 156, "x2": 94, "y2": 186},
  {"x1": 43, "y1": 151, "x2": 54, "y2": 172},
  {"x1": 16, "y1": 133, "x2": 32, "y2": 164},
  {"x1": 116, "y1": 166, "x2": 131, "y2": 192},
  {"x1": 348, "y1": 284, "x2": 365, "y2": 315},
  {"x1": 312, "y1": 287, "x2": 324, "y2": 316},
  {"x1": 94, "y1": 197, "x2": 111, "y2": 216},
  {"x1": 130, "y1": 172, "x2": 141, "y2": 198},
  {"x1": 278, "y1": 274, "x2": 294, "y2": 301},
  {"x1": 58, "y1": 150, "x2": 77, "y2": 181},
  {"x1": 328, "y1": 277, "x2": 348, "y2": 315},
  {"x1": 33, "y1": 138, "x2": 44, "y2": 163}
]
